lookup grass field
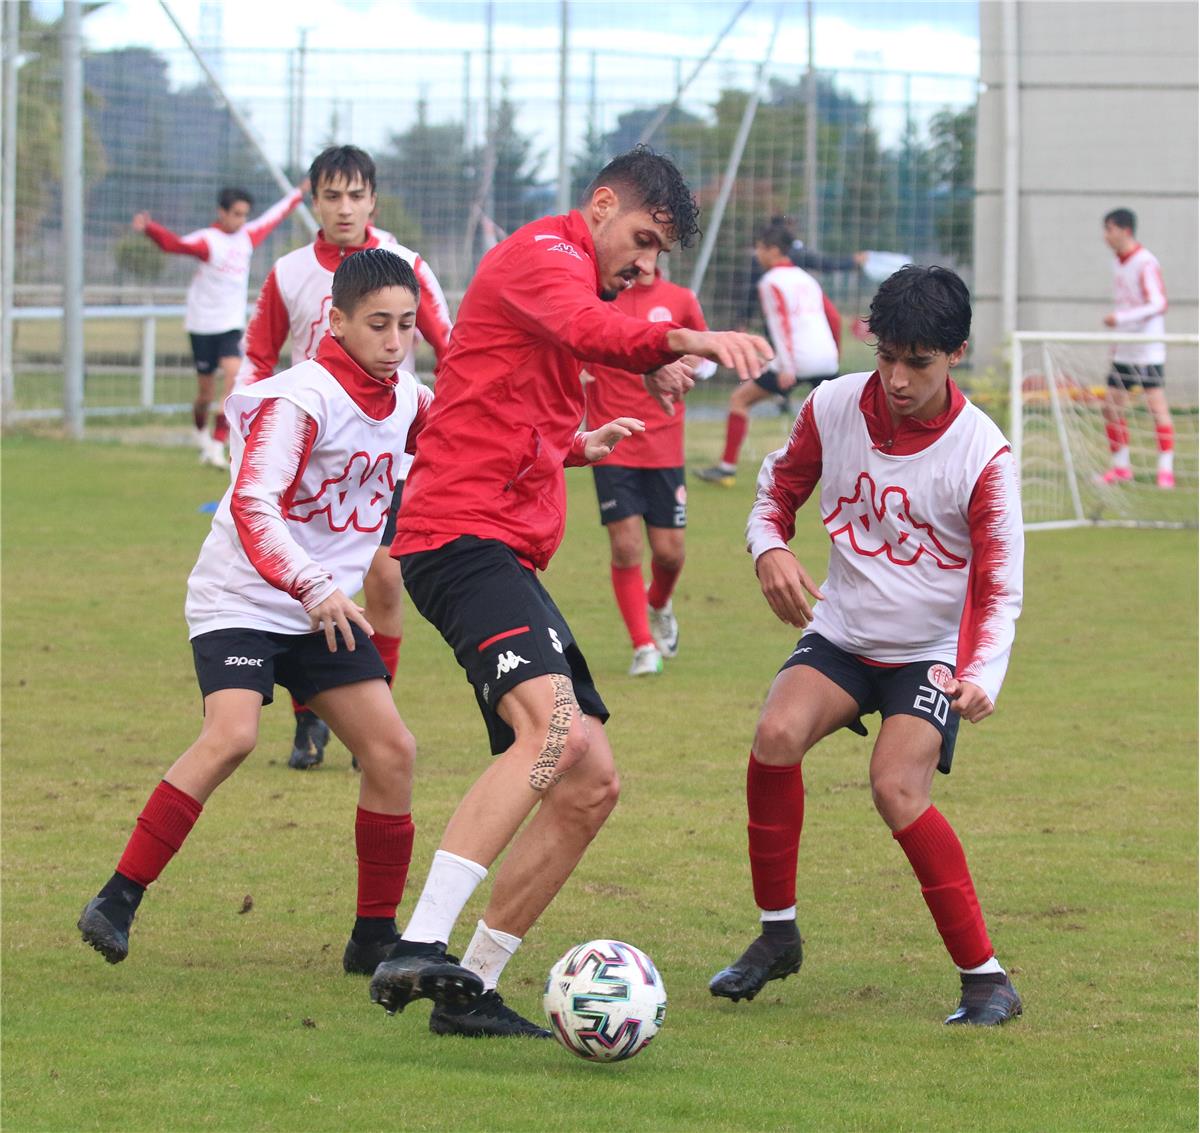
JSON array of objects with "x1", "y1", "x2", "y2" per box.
[{"x1": 2, "y1": 421, "x2": 1196, "y2": 1132}]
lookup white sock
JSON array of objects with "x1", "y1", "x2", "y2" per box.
[
  {"x1": 760, "y1": 906, "x2": 797, "y2": 922},
  {"x1": 957, "y1": 956, "x2": 1005, "y2": 976},
  {"x1": 1113, "y1": 445, "x2": 1131, "y2": 469},
  {"x1": 402, "y1": 850, "x2": 487, "y2": 945},
  {"x1": 461, "y1": 919, "x2": 522, "y2": 991},
  {"x1": 1158, "y1": 449, "x2": 1174, "y2": 474},
  {"x1": 718, "y1": 460, "x2": 736, "y2": 474}
]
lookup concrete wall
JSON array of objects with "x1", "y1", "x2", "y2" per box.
[{"x1": 973, "y1": 0, "x2": 1198, "y2": 373}]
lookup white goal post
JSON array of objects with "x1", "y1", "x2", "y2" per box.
[{"x1": 1010, "y1": 331, "x2": 1198, "y2": 531}]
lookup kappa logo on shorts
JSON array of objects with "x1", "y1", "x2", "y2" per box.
[
  {"x1": 224, "y1": 655, "x2": 264, "y2": 667},
  {"x1": 926, "y1": 664, "x2": 954, "y2": 692},
  {"x1": 495, "y1": 651, "x2": 529, "y2": 678}
]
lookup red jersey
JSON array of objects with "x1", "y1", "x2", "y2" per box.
[
  {"x1": 393, "y1": 210, "x2": 680, "y2": 570},
  {"x1": 584, "y1": 272, "x2": 709, "y2": 468}
]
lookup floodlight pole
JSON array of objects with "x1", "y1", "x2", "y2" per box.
[
  {"x1": 61, "y1": 0, "x2": 85, "y2": 439},
  {"x1": 2, "y1": 0, "x2": 20, "y2": 415},
  {"x1": 158, "y1": 0, "x2": 317, "y2": 235},
  {"x1": 555, "y1": 0, "x2": 570, "y2": 215}
]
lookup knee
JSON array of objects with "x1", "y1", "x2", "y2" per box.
[
  {"x1": 652, "y1": 547, "x2": 684, "y2": 575},
  {"x1": 554, "y1": 747, "x2": 620, "y2": 831},
  {"x1": 869, "y1": 770, "x2": 927, "y2": 828},
  {"x1": 360, "y1": 722, "x2": 416, "y2": 784},
  {"x1": 752, "y1": 709, "x2": 806, "y2": 766},
  {"x1": 609, "y1": 535, "x2": 642, "y2": 569},
  {"x1": 198, "y1": 720, "x2": 257, "y2": 772}
]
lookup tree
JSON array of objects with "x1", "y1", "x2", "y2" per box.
[
  {"x1": 927, "y1": 106, "x2": 976, "y2": 264},
  {"x1": 488, "y1": 83, "x2": 545, "y2": 234}
]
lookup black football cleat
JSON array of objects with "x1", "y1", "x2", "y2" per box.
[
  {"x1": 78, "y1": 897, "x2": 132, "y2": 964},
  {"x1": 343, "y1": 934, "x2": 402, "y2": 976},
  {"x1": 429, "y1": 989, "x2": 552, "y2": 1038},
  {"x1": 288, "y1": 710, "x2": 330, "y2": 770},
  {"x1": 709, "y1": 925, "x2": 803, "y2": 1002},
  {"x1": 944, "y1": 973, "x2": 1023, "y2": 1026},
  {"x1": 369, "y1": 943, "x2": 484, "y2": 1015}
]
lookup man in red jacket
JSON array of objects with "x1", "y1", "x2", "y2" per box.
[{"x1": 369, "y1": 148, "x2": 772, "y2": 1039}]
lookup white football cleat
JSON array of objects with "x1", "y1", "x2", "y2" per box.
[
  {"x1": 648, "y1": 600, "x2": 679, "y2": 659},
  {"x1": 628, "y1": 645, "x2": 663, "y2": 677},
  {"x1": 202, "y1": 436, "x2": 228, "y2": 469}
]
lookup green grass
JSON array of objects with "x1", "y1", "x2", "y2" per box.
[{"x1": 2, "y1": 425, "x2": 1196, "y2": 1132}]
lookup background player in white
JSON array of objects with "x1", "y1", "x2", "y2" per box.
[
  {"x1": 1099, "y1": 208, "x2": 1174, "y2": 489},
  {"x1": 132, "y1": 183, "x2": 305, "y2": 467},
  {"x1": 583, "y1": 265, "x2": 716, "y2": 675},
  {"x1": 238, "y1": 145, "x2": 453, "y2": 769},
  {"x1": 76, "y1": 251, "x2": 482, "y2": 1000},
  {"x1": 696, "y1": 218, "x2": 842, "y2": 486},
  {"x1": 709, "y1": 266, "x2": 1025, "y2": 1027}
]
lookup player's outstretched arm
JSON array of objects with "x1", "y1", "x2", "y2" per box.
[
  {"x1": 307, "y1": 589, "x2": 374, "y2": 654},
  {"x1": 665, "y1": 328, "x2": 773, "y2": 383},
  {"x1": 755, "y1": 547, "x2": 824, "y2": 628},
  {"x1": 944, "y1": 678, "x2": 993, "y2": 724}
]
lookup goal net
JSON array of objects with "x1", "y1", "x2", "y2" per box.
[{"x1": 1011, "y1": 332, "x2": 1198, "y2": 530}]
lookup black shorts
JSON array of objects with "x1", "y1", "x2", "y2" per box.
[
  {"x1": 1108, "y1": 362, "x2": 1165, "y2": 390},
  {"x1": 780, "y1": 632, "x2": 961, "y2": 774},
  {"x1": 380, "y1": 479, "x2": 405, "y2": 547},
  {"x1": 592, "y1": 465, "x2": 686, "y2": 528},
  {"x1": 754, "y1": 370, "x2": 837, "y2": 397},
  {"x1": 191, "y1": 623, "x2": 388, "y2": 707},
  {"x1": 189, "y1": 329, "x2": 243, "y2": 375},
  {"x1": 400, "y1": 536, "x2": 608, "y2": 755}
]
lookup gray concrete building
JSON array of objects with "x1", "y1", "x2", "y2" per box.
[{"x1": 972, "y1": 0, "x2": 1198, "y2": 374}]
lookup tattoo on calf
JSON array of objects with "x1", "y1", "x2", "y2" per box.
[{"x1": 529, "y1": 673, "x2": 580, "y2": 792}]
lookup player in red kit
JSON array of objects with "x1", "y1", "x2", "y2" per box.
[
  {"x1": 709, "y1": 266, "x2": 1025, "y2": 1026},
  {"x1": 77, "y1": 251, "x2": 481, "y2": 1004},
  {"x1": 368, "y1": 148, "x2": 773, "y2": 1038},
  {"x1": 583, "y1": 266, "x2": 716, "y2": 674}
]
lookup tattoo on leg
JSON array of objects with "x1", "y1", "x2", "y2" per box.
[{"x1": 529, "y1": 674, "x2": 580, "y2": 792}]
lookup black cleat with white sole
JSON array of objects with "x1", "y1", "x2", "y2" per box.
[
  {"x1": 944, "y1": 973, "x2": 1023, "y2": 1026},
  {"x1": 429, "y1": 989, "x2": 552, "y2": 1038},
  {"x1": 78, "y1": 897, "x2": 132, "y2": 964},
  {"x1": 709, "y1": 924, "x2": 803, "y2": 1002},
  {"x1": 369, "y1": 942, "x2": 483, "y2": 1015}
]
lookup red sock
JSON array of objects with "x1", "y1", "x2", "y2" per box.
[
  {"x1": 721, "y1": 413, "x2": 749, "y2": 467},
  {"x1": 647, "y1": 560, "x2": 681, "y2": 610},
  {"x1": 893, "y1": 806, "x2": 993, "y2": 970},
  {"x1": 356, "y1": 808, "x2": 414, "y2": 918},
  {"x1": 746, "y1": 753, "x2": 804, "y2": 911},
  {"x1": 1105, "y1": 417, "x2": 1129, "y2": 452},
  {"x1": 291, "y1": 696, "x2": 305, "y2": 717},
  {"x1": 1156, "y1": 420, "x2": 1174, "y2": 453},
  {"x1": 115, "y1": 780, "x2": 204, "y2": 888},
  {"x1": 610, "y1": 564, "x2": 653, "y2": 649},
  {"x1": 373, "y1": 633, "x2": 401, "y2": 683},
  {"x1": 212, "y1": 413, "x2": 230, "y2": 444}
]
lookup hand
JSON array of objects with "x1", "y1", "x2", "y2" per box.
[
  {"x1": 776, "y1": 371, "x2": 797, "y2": 392},
  {"x1": 1102, "y1": 313, "x2": 1118, "y2": 328},
  {"x1": 755, "y1": 548, "x2": 825, "y2": 628},
  {"x1": 666, "y1": 328, "x2": 773, "y2": 383},
  {"x1": 582, "y1": 417, "x2": 645, "y2": 462},
  {"x1": 131, "y1": 211, "x2": 150, "y2": 232},
  {"x1": 307, "y1": 588, "x2": 374, "y2": 653},
  {"x1": 853, "y1": 250, "x2": 868, "y2": 268},
  {"x1": 946, "y1": 678, "x2": 993, "y2": 723},
  {"x1": 643, "y1": 357, "x2": 697, "y2": 414}
]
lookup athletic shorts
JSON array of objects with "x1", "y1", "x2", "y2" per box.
[
  {"x1": 592, "y1": 465, "x2": 686, "y2": 528},
  {"x1": 191, "y1": 623, "x2": 388, "y2": 707},
  {"x1": 380, "y1": 479, "x2": 405, "y2": 547},
  {"x1": 754, "y1": 370, "x2": 837, "y2": 397},
  {"x1": 780, "y1": 632, "x2": 961, "y2": 774},
  {"x1": 189, "y1": 329, "x2": 243, "y2": 375},
  {"x1": 400, "y1": 535, "x2": 608, "y2": 755},
  {"x1": 1108, "y1": 362, "x2": 1165, "y2": 390}
]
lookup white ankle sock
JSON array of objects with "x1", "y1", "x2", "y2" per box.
[
  {"x1": 461, "y1": 920, "x2": 521, "y2": 990},
  {"x1": 760, "y1": 906, "x2": 797, "y2": 922},
  {"x1": 402, "y1": 850, "x2": 488, "y2": 945},
  {"x1": 957, "y1": 956, "x2": 1005, "y2": 976},
  {"x1": 1159, "y1": 450, "x2": 1174, "y2": 473}
]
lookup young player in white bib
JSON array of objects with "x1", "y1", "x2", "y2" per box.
[
  {"x1": 709, "y1": 266, "x2": 1026, "y2": 1026},
  {"x1": 78, "y1": 250, "x2": 481, "y2": 1008}
]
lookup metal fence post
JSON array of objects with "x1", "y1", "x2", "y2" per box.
[
  {"x1": 140, "y1": 317, "x2": 156, "y2": 408},
  {"x1": 61, "y1": 1, "x2": 85, "y2": 440}
]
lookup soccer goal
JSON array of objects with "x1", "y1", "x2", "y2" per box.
[{"x1": 1010, "y1": 332, "x2": 1198, "y2": 530}]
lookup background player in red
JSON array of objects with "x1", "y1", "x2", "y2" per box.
[
  {"x1": 1098, "y1": 208, "x2": 1174, "y2": 489},
  {"x1": 132, "y1": 182, "x2": 305, "y2": 467},
  {"x1": 696, "y1": 218, "x2": 843, "y2": 486},
  {"x1": 709, "y1": 266, "x2": 1025, "y2": 1027},
  {"x1": 237, "y1": 145, "x2": 453, "y2": 770},
  {"x1": 368, "y1": 147, "x2": 773, "y2": 1038},
  {"x1": 583, "y1": 265, "x2": 716, "y2": 675},
  {"x1": 76, "y1": 251, "x2": 481, "y2": 1003}
]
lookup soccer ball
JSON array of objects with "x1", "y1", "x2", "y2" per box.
[{"x1": 543, "y1": 939, "x2": 666, "y2": 1062}]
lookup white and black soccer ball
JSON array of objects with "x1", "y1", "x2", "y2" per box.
[{"x1": 543, "y1": 939, "x2": 666, "y2": 1062}]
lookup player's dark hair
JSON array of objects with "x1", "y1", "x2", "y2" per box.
[
  {"x1": 217, "y1": 187, "x2": 253, "y2": 211},
  {"x1": 757, "y1": 218, "x2": 796, "y2": 255},
  {"x1": 582, "y1": 145, "x2": 701, "y2": 249},
  {"x1": 330, "y1": 248, "x2": 418, "y2": 316},
  {"x1": 1104, "y1": 207, "x2": 1136, "y2": 233},
  {"x1": 866, "y1": 265, "x2": 971, "y2": 355},
  {"x1": 308, "y1": 145, "x2": 377, "y2": 195}
]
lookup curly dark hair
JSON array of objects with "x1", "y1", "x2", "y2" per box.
[
  {"x1": 866, "y1": 265, "x2": 971, "y2": 355},
  {"x1": 581, "y1": 145, "x2": 701, "y2": 249},
  {"x1": 331, "y1": 247, "x2": 418, "y2": 315}
]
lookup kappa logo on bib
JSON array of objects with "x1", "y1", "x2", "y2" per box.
[{"x1": 286, "y1": 453, "x2": 396, "y2": 532}]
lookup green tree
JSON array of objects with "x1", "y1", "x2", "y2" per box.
[
  {"x1": 927, "y1": 106, "x2": 976, "y2": 264},
  {"x1": 488, "y1": 84, "x2": 546, "y2": 234}
]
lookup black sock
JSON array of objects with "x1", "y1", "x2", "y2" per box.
[
  {"x1": 352, "y1": 916, "x2": 401, "y2": 946},
  {"x1": 961, "y1": 971, "x2": 1008, "y2": 985},
  {"x1": 761, "y1": 918, "x2": 799, "y2": 940},
  {"x1": 96, "y1": 872, "x2": 145, "y2": 924}
]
